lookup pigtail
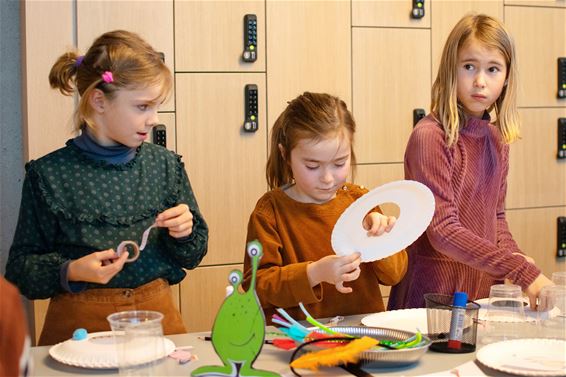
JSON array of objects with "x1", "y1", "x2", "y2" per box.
[
  {"x1": 48, "y1": 51, "x2": 81, "y2": 96},
  {"x1": 266, "y1": 112, "x2": 292, "y2": 190}
]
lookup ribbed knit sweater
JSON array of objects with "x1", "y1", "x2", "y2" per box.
[
  {"x1": 388, "y1": 114, "x2": 540, "y2": 309},
  {"x1": 244, "y1": 183, "x2": 408, "y2": 322}
]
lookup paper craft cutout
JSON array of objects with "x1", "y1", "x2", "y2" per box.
[
  {"x1": 191, "y1": 240, "x2": 281, "y2": 377},
  {"x1": 332, "y1": 180, "x2": 435, "y2": 262}
]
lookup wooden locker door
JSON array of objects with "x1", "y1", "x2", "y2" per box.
[
  {"x1": 180, "y1": 265, "x2": 243, "y2": 332},
  {"x1": 175, "y1": 1, "x2": 265, "y2": 72},
  {"x1": 352, "y1": 0, "x2": 430, "y2": 28},
  {"x1": 266, "y1": 1, "x2": 351, "y2": 128},
  {"x1": 353, "y1": 28, "x2": 431, "y2": 164},
  {"x1": 507, "y1": 109, "x2": 566, "y2": 208},
  {"x1": 76, "y1": 0, "x2": 175, "y2": 111},
  {"x1": 21, "y1": 0, "x2": 75, "y2": 161},
  {"x1": 505, "y1": 6, "x2": 566, "y2": 107},
  {"x1": 175, "y1": 73, "x2": 267, "y2": 266},
  {"x1": 431, "y1": 1, "x2": 503, "y2": 77},
  {"x1": 507, "y1": 207, "x2": 566, "y2": 277}
]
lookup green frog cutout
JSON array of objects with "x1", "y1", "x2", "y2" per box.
[{"x1": 191, "y1": 240, "x2": 281, "y2": 377}]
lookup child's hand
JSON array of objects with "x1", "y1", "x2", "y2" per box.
[
  {"x1": 363, "y1": 212, "x2": 396, "y2": 236},
  {"x1": 307, "y1": 252, "x2": 362, "y2": 294},
  {"x1": 525, "y1": 273, "x2": 553, "y2": 310},
  {"x1": 156, "y1": 203, "x2": 193, "y2": 238},
  {"x1": 68, "y1": 249, "x2": 128, "y2": 284}
]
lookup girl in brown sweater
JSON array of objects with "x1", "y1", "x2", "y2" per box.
[{"x1": 244, "y1": 92, "x2": 408, "y2": 322}]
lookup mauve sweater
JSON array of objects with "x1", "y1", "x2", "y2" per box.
[{"x1": 388, "y1": 114, "x2": 541, "y2": 309}]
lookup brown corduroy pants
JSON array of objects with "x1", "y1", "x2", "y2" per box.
[{"x1": 38, "y1": 278, "x2": 186, "y2": 346}]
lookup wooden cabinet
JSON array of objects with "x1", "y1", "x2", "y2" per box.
[
  {"x1": 505, "y1": 0, "x2": 566, "y2": 7},
  {"x1": 180, "y1": 265, "x2": 243, "y2": 332},
  {"x1": 21, "y1": 1, "x2": 75, "y2": 161},
  {"x1": 352, "y1": 0, "x2": 430, "y2": 28},
  {"x1": 507, "y1": 109, "x2": 566, "y2": 208},
  {"x1": 175, "y1": 1, "x2": 265, "y2": 72},
  {"x1": 507, "y1": 207, "x2": 566, "y2": 276},
  {"x1": 266, "y1": 1, "x2": 351, "y2": 127},
  {"x1": 76, "y1": 0, "x2": 175, "y2": 111},
  {"x1": 431, "y1": 1, "x2": 503, "y2": 77},
  {"x1": 505, "y1": 6, "x2": 566, "y2": 108},
  {"x1": 353, "y1": 28, "x2": 431, "y2": 164},
  {"x1": 175, "y1": 73, "x2": 267, "y2": 265}
]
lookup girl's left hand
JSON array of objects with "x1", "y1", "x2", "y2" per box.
[
  {"x1": 156, "y1": 203, "x2": 193, "y2": 238},
  {"x1": 363, "y1": 212, "x2": 396, "y2": 236}
]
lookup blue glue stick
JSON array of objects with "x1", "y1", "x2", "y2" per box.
[{"x1": 447, "y1": 291, "x2": 467, "y2": 349}]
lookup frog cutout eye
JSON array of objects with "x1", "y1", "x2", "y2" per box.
[
  {"x1": 247, "y1": 241, "x2": 263, "y2": 258},
  {"x1": 228, "y1": 270, "x2": 242, "y2": 286}
]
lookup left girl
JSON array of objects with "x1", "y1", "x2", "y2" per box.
[{"x1": 5, "y1": 30, "x2": 208, "y2": 345}]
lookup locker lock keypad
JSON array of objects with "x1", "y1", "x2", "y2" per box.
[
  {"x1": 243, "y1": 14, "x2": 257, "y2": 62},
  {"x1": 558, "y1": 58, "x2": 566, "y2": 99},
  {"x1": 244, "y1": 84, "x2": 258, "y2": 132},
  {"x1": 558, "y1": 118, "x2": 566, "y2": 159},
  {"x1": 411, "y1": 0, "x2": 425, "y2": 19},
  {"x1": 558, "y1": 217, "x2": 566, "y2": 258}
]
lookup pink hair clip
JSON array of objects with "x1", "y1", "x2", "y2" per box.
[{"x1": 101, "y1": 71, "x2": 114, "y2": 83}]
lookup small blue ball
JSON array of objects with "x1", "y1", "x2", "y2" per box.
[{"x1": 72, "y1": 328, "x2": 88, "y2": 341}]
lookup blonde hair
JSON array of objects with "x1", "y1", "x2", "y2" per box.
[
  {"x1": 431, "y1": 14, "x2": 520, "y2": 146},
  {"x1": 266, "y1": 92, "x2": 357, "y2": 190},
  {"x1": 49, "y1": 30, "x2": 172, "y2": 132}
]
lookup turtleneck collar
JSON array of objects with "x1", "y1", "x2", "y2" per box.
[
  {"x1": 72, "y1": 127, "x2": 137, "y2": 164},
  {"x1": 461, "y1": 111, "x2": 491, "y2": 136}
]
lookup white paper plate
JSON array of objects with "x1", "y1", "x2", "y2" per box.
[
  {"x1": 49, "y1": 331, "x2": 176, "y2": 369},
  {"x1": 361, "y1": 308, "x2": 429, "y2": 333},
  {"x1": 476, "y1": 338, "x2": 566, "y2": 376},
  {"x1": 332, "y1": 180, "x2": 435, "y2": 262}
]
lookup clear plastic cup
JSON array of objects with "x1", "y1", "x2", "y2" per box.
[
  {"x1": 481, "y1": 284, "x2": 526, "y2": 344},
  {"x1": 537, "y1": 285, "x2": 566, "y2": 339},
  {"x1": 107, "y1": 310, "x2": 166, "y2": 376}
]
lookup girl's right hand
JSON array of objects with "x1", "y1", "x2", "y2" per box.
[
  {"x1": 307, "y1": 252, "x2": 362, "y2": 294},
  {"x1": 525, "y1": 273, "x2": 553, "y2": 310},
  {"x1": 67, "y1": 249, "x2": 129, "y2": 284}
]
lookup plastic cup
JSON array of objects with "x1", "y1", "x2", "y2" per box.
[
  {"x1": 537, "y1": 285, "x2": 566, "y2": 338},
  {"x1": 552, "y1": 272, "x2": 566, "y2": 286},
  {"x1": 107, "y1": 310, "x2": 166, "y2": 376},
  {"x1": 481, "y1": 284, "x2": 526, "y2": 344}
]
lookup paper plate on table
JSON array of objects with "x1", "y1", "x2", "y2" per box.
[
  {"x1": 331, "y1": 180, "x2": 435, "y2": 262},
  {"x1": 476, "y1": 338, "x2": 566, "y2": 376},
  {"x1": 49, "y1": 331, "x2": 176, "y2": 369},
  {"x1": 361, "y1": 308, "x2": 429, "y2": 334}
]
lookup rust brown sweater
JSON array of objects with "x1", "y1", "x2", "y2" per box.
[{"x1": 244, "y1": 183, "x2": 408, "y2": 323}]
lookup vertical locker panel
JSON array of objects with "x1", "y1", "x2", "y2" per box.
[
  {"x1": 175, "y1": 73, "x2": 267, "y2": 266},
  {"x1": 156, "y1": 112, "x2": 177, "y2": 152},
  {"x1": 266, "y1": 1, "x2": 351, "y2": 129},
  {"x1": 352, "y1": 0, "x2": 430, "y2": 28},
  {"x1": 507, "y1": 207, "x2": 566, "y2": 277},
  {"x1": 76, "y1": 0, "x2": 175, "y2": 112},
  {"x1": 507, "y1": 108, "x2": 566, "y2": 208},
  {"x1": 180, "y1": 265, "x2": 242, "y2": 332},
  {"x1": 431, "y1": 1, "x2": 503, "y2": 77},
  {"x1": 174, "y1": 1, "x2": 265, "y2": 72},
  {"x1": 505, "y1": 6, "x2": 566, "y2": 107},
  {"x1": 353, "y1": 28, "x2": 430, "y2": 164},
  {"x1": 22, "y1": 0, "x2": 75, "y2": 161}
]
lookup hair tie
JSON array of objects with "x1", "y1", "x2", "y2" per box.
[
  {"x1": 101, "y1": 71, "x2": 114, "y2": 83},
  {"x1": 75, "y1": 56, "x2": 84, "y2": 67}
]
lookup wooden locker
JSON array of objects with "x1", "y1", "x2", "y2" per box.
[
  {"x1": 76, "y1": 0, "x2": 175, "y2": 112},
  {"x1": 507, "y1": 207, "x2": 566, "y2": 277},
  {"x1": 180, "y1": 264, "x2": 243, "y2": 332},
  {"x1": 266, "y1": 1, "x2": 351, "y2": 129},
  {"x1": 507, "y1": 108, "x2": 566, "y2": 208},
  {"x1": 175, "y1": 73, "x2": 267, "y2": 266},
  {"x1": 21, "y1": 0, "x2": 75, "y2": 161},
  {"x1": 431, "y1": 1, "x2": 503, "y2": 77},
  {"x1": 505, "y1": 6, "x2": 566, "y2": 107},
  {"x1": 174, "y1": 1, "x2": 265, "y2": 72},
  {"x1": 352, "y1": 0, "x2": 430, "y2": 28},
  {"x1": 352, "y1": 28, "x2": 431, "y2": 164}
]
